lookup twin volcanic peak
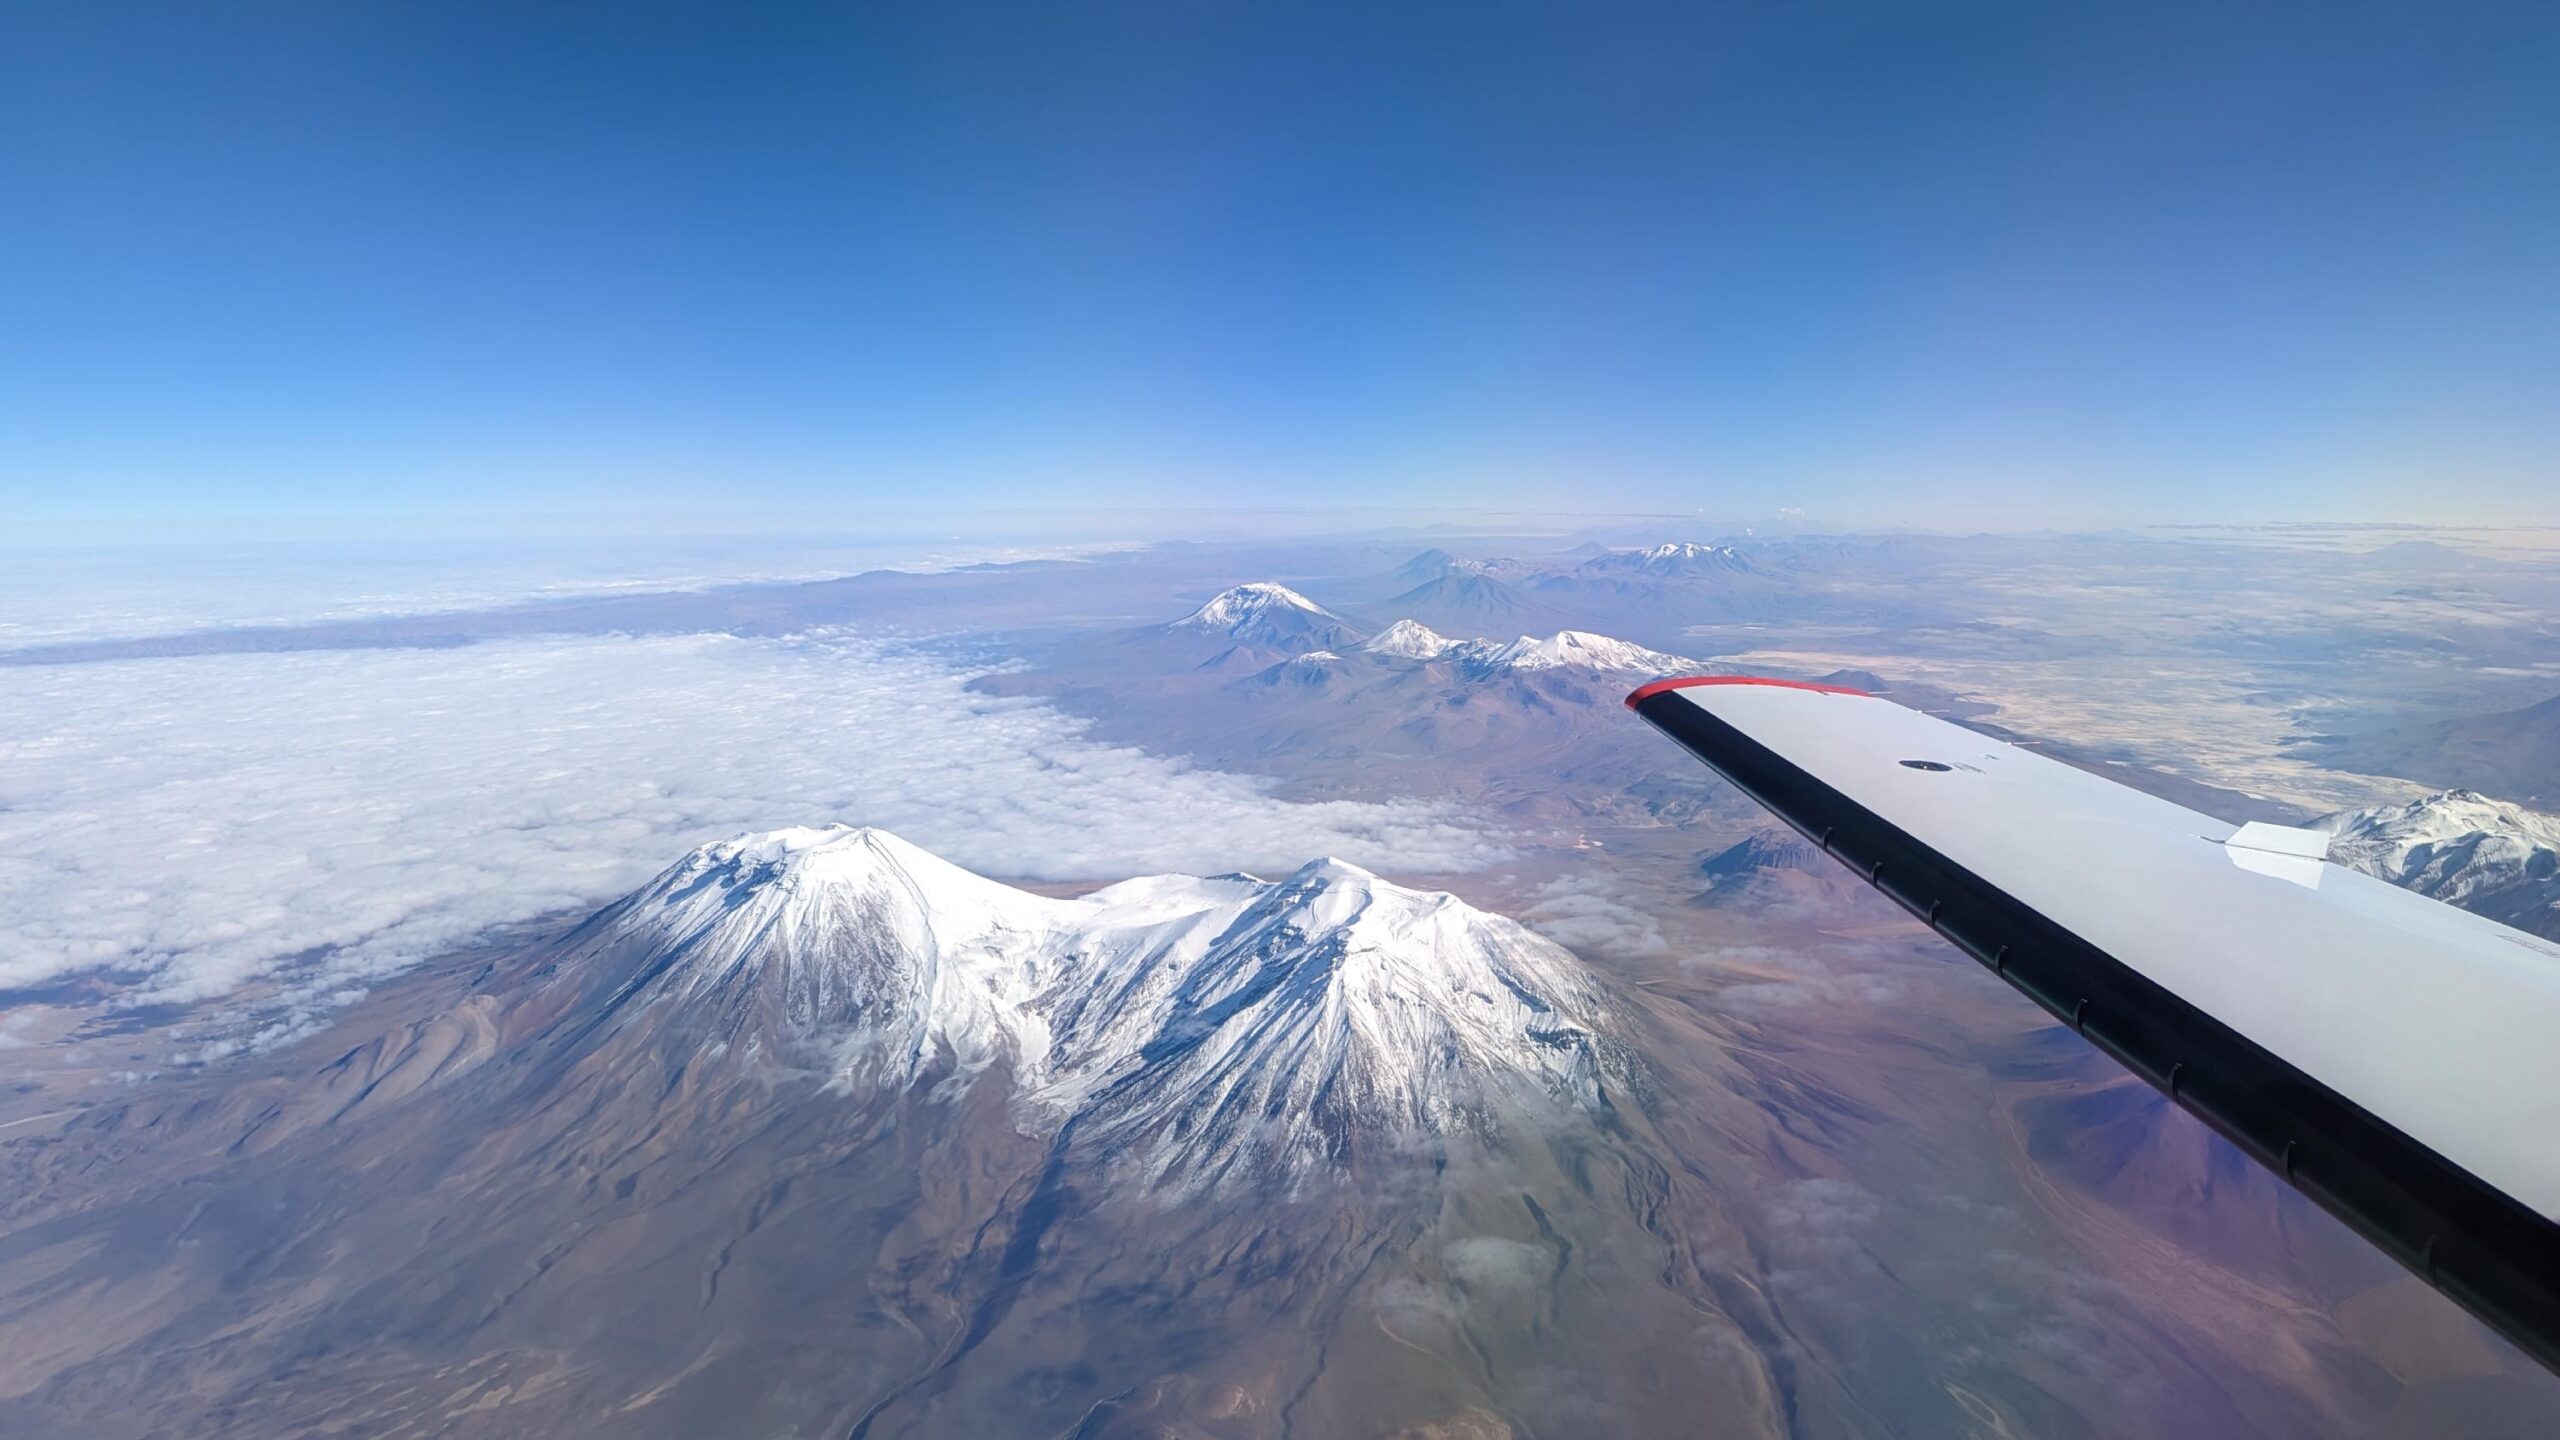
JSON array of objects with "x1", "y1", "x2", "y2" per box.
[
  {"x1": 567, "y1": 825, "x2": 1627, "y2": 1192},
  {"x1": 1355, "y1": 617, "x2": 1693, "y2": 676}
]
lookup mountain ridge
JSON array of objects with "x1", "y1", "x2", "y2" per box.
[
  {"x1": 567, "y1": 824, "x2": 1629, "y2": 1192},
  {"x1": 2298, "y1": 693, "x2": 2560, "y2": 805},
  {"x1": 2318, "y1": 789, "x2": 2560, "y2": 940},
  {"x1": 1345, "y1": 621, "x2": 1692, "y2": 677}
]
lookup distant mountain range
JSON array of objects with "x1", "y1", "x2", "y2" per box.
[
  {"x1": 969, "y1": 583, "x2": 1747, "y2": 829},
  {"x1": 2301, "y1": 693, "x2": 2560, "y2": 806},
  {"x1": 1234, "y1": 621, "x2": 1706, "y2": 734},
  {"x1": 1114, "y1": 540, "x2": 1930, "y2": 678},
  {"x1": 1328, "y1": 542, "x2": 1821, "y2": 645},
  {"x1": 1346, "y1": 619, "x2": 1692, "y2": 678},
  {"x1": 1142, "y1": 584, "x2": 1703, "y2": 690},
  {"x1": 1572, "y1": 541, "x2": 1766, "y2": 580}
]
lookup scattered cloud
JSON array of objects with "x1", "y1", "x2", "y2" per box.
[
  {"x1": 1518, "y1": 874, "x2": 1669, "y2": 960},
  {"x1": 1767, "y1": 1176, "x2": 1880, "y2": 1248},
  {"x1": 1703, "y1": 940, "x2": 1910, "y2": 1013},
  {"x1": 1763, "y1": 1176, "x2": 1885, "y2": 1300},
  {"x1": 1444, "y1": 1236, "x2": 1552, "y2": 1297},
  {"x1": 0, "y1": 631, "x2": 1507, "y2": 1007}
]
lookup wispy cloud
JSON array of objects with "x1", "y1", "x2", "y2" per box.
[
  {"x1": 1518, "y1": 873, "x2": 1670, "y2": 960},
  {"x1": 0, "y1": 631, "x2": 1505, "y2": 1007}
]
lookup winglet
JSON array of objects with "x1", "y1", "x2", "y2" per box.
[
  {"x1": 2224, "y1": 821, "x2": 2332, "y2": 860},
  {"x1": 2223, "y1": 821, "x2": 2332, "y2": 890}
]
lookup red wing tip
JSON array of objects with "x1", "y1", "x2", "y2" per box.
[{"x1": 1623, "y1": 674, "x2": 1873, "y2": 709}]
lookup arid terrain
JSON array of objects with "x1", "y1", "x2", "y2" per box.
[{"x1": 4, "y1": 524, "x2": 2558, "y2": 1437}]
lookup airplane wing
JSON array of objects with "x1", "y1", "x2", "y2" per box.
[{"x1": 1627, "y1": 674, "x2": 2560, "y2": 1370}]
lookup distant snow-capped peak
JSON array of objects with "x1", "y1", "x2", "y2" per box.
[
  {"x1": 1172, "y1": 582, "x2": 1331, "y2": 629},
  {"x1": 576, "y1": 826, "x2": 1622, "y2": 1190},
  {"x1": 1581, "y1": 541, "x2": 1761, "y2": 577},
  {"x1": 1464, "y1": 630, "x2": 1687, "y2": 674},
  {"x1": 1166, "y1": 583, "x2": 1364, "y2": 652},
  {"x1": 1387, "y1": 548, "x2": 1501, "y2": 581},
  {"x1": 1359, "y1": 618, "x2": 1459, "y2": 659},
  {"x1": 1355, "y1": 622, "x2": 1686, "y2": 675}
]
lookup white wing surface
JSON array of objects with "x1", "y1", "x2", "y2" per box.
[{"x1": 1628, "y1": 675, "x2": 2560, "y2": 1370}]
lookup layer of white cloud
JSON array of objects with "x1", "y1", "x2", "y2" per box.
[
  {"x1": 0, "y1": 631, "x2": 1506, "y2": 1007},
  {"x1": 0, "y1": 534, "x2": 1127, "y2": 647}
]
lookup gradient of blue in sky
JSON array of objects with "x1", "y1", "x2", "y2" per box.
[{"x1": 3, "y1": 1, "x2": 2554, "y2": 533}]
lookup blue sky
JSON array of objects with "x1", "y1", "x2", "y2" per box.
[{"x1": 3, "y1": 1, "x2": 2553, "y2": 534}]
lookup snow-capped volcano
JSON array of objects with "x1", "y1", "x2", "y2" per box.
[
  {"x1": 580, "y1": 826, "x2": 1061, "y2": 1086},
  {"x1": 1461, "y1": 629, "x2": 1689, "y2": 675},
  {"x1": 2318, "y1": 790, "x2": 2560, "y2": 940},
  {"x1": 1360, "y1": 618, "x2": 1460, "y2": 658},
  {"x1": 1051, "y1": 855, "x2": 1622, "y2": 1190},
  {"x1": 1353, "y1": 622, "x2": 1687, "y2": 676},
  {"x1": 1174, "y1": 581, "x2": 1326, "y2": 629},
  {"x1": 567, "y1": 826, "x2": 1623, "y2": 1190},
  {"x1": 1166, "y1": 582, "x2": 1365, "y2": 651}
]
